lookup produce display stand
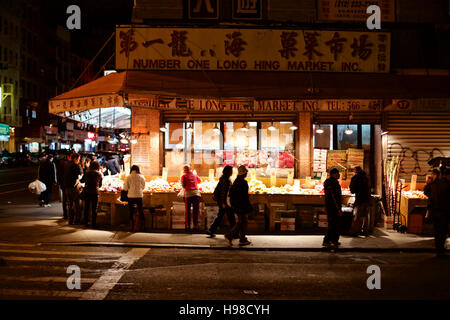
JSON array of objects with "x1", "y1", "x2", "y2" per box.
[{"x1": 396, "y1": 182, "x2": 428, "y2": 234}]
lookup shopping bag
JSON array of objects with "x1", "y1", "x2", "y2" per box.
[
  {"x1": 177, "y1": 188, "x2": 185, "y2": 198},
  {"x1": 28, "y1": 180, "x2": 46, "y2": 195}
]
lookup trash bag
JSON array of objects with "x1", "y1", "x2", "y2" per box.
[{"x1": 28, "y1": 179, "x2": 47, "y2": 195}]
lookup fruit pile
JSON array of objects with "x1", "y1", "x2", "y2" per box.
[
  {"x1": 402, "y1": 190, "x2": 428, "y2": 199},
  {"x1": 198, "y1": 179, "x2": 218, "y2": 193},
  {"x1": 100, "y1": 174, "x2": 124, "y2": 192}
]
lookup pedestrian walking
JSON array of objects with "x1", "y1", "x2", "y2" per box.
[
  {"x1": 124, "y1": 165, "x2": 146, "y2": 232},
  {"x1": 348, "y1": 166, "x2": 371, "y2": 236},
  {"x1": 424, "y1": 168, "x2": 450, "y2": 258},
  {"x1": 80, "y1": 161, "x2": 103, "y2": 228},
  {"x1": 323, "y1": 168, "x2": 343, "y2": 251},
  {"x1": 181, "y1": 165, "x2": 202, "y2": 231},
  {"x1": 206, "y1": 165, "x2": 236, "y2": 237},
  {"x1": 63, "y1": 153, "x2": 82, "y2": 225},
  {"x1": 37, "y1": 154, "x2": 57, "y2": 207},
  {"x1": 57, "y1": 152, "x2": 71, "y2": 219},
  {"x1": 225, "y1": 165, "x2": 252, "y2": 246},
  {"x1": 424, "y1": 169, "x2": 441, "y2": 221}
]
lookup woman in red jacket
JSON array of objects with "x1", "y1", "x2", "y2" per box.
[{"x1": 181, "y1": 165, "x2": 201, "y2": 232}]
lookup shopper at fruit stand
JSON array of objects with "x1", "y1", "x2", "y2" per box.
[
  {"x1": 80, "y1": 161, "x2": 103, "y2": 228},
  {"x1": 207, "y1": 165, "x2": 236, "y2": 238},
  {"x1": 37, "y1": 154, "x2": 57, "y2": 207},
  {"x1": 124, "y1": 165, "x2": 146, "y2": 232},
  {"x1": 424, "y1": 169, "x2": 441, "y2": 221},
  {"x1": 323, "y1": 168, "x2": 343, "y2": 251},
  {"x1": 225, "y1": 165, "x2": 252, "y2": 246},
  {"x1": 348, "y1": 166, "x2": 371, "y2": 236},
  {"x1": 63, "y1": 153, "x2": 83, "y2": 225},
  {"x1": 105, "y1": 155, "x2": 121, "y2": 175},
  {"x1": 57, "y1": 152, "x2": 71, "y2": 219},
  {"x1": 181, "y1": 165, "x2": 202, "y2": 231},
  {"x1": 424, "y1": 168, "x2": 450, "y2": 258}
]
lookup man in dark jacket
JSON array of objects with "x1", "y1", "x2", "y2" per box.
[
  {"x1": 424, "y1": 168, "x2": 450, "y2": 258},
  {"x1": 38, "y1": 154, "x2": 57, "y2": 207},
  {"x1": 57, "y1": 152, "x2": 71, "y2": 219},
  {"x1": 323, "y1": 168, "x2": 343, "y2": 250},
  {"x1": 105, "y1": 155, "x2": 121, "y2": 175},
  {"x1": 225, "y1": 165, "x2": 252, "y2": 246},
  {"x1": 64, "y1": 153, "x2": 82, "y2": 225},
  {"x1": 207, "y1": 165, "x2": 236, "y2": 237},
  {"x1": 348, "y1": 166, "x2": 371, "y2": 236}
]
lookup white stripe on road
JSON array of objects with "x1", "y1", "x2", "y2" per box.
[
  {"x1": 0, "y1": 243, "x2": 37, "y2": 247},
  {"x1": 0, "y1": 249, "x2": 123, "y2": 257},
  {"x1": 0, "y1": 188, "x2": 26, "y2": 195},
  {"x1": 4, "y1": 256, "x2": 116, "y2": 263},
  {"x1": 80, "y1": 248, "x2": 149, "y2": 300},
  {"x1": 0, "y1": 180, "x2": 30, "y2": 187},
  {"x1": 1, "y1": 276, "x2": 97, "y2": 284},
  {"x1": 0, "y1": 289, "x2": 82, "y2": 298}
]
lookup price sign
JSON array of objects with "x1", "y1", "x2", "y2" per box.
[
  {"x1": 410, "y1": 175, "x2": 417, "y2": 191},
  {"x1": 287, "y1": 171, "x2": 294, "y2": 185}
]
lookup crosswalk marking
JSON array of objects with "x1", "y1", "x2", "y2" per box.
[
  {"x1": 0, "y1": 289, "x2": 83, "y2": 298},
  {"x1": 81, "y1": 248, "x2": 149, "y2": 300},
  {"x1": 1, "y1": 276, "x2": 97, "y2": 284},
  {"x1": 3, "y1": 256, "x2": 116, "y2": 263},
  {"x1": 0, "y1": 249, "x2": 123, "y2": 257}
]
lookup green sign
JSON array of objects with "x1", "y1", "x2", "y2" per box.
[{"x1": 0, "y1": 124, "x2": 10, "y2": 136}]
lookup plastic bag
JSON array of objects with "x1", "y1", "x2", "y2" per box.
[
  {"x1": 177, "y1": 188, "x2": 185, "y2": 198},
  {"x1": 28, "y1": 179, "x2": 47, "y2": 195}
]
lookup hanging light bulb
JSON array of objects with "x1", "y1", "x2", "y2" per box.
[
  {"x1": 186, "y1": 122, "x2": 193, "y2": 133},
  {"x1": 241, "y1": 122, "x2": 249, "y2": 132},
  {"x1": 212, "y1": 123, "x2": 220, "y2": 135},
  {"x1": 268, "y1": 121, "x2": 276, "y2": 131},
  {"x1": 120, "y1": 138, "x2": 128, "y2": 144},
  {"x1": 345, "y1": 125, "x2": 354, "y2": 135},
  {"x1": 289, "y1": 123, "x2": 298, "y2": 131},
  {"x1": 131, "y1": 139, "x2": 138, "y2": 144},
  {"x1": 160, "y1": 124, "x2": 167, "y2": 132},
  {"x1": 316, "y1": 125, "x2": 324, "y2": 134}
]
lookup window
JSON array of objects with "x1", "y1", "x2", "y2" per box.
[
  {"x1": 313, "y1": 124, "x2": 333, "y2": 149},
  {"x1": 337, "y1": 124, "x2": 358, "y2": 150},
  {"x1": 362, "y1": 124, "x2": 371, "y2": 150},
  {"x1": 224, "y1": 122, "x2": 257, "y2": 151}
]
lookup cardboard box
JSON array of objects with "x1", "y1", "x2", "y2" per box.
[
  {"x1": 318, "y1": 214, "x2": 328, "y2": 228},
  {"x1": 383, "y1": 215, "x2": 394, "y2": 229},
  {"x1": 281, "y1": 217, "x2": 295, "y2": 231},
  {"x1": 171, "y1": 215, "x2": 185, "y2": 229}
]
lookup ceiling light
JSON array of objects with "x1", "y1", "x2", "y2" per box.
[
  {"x1": 186, "y1": 123, "x2": 193, "y2": 133},
  {"x1": 345, "y1": 126, "x2": 354, "y2": 135},
  {"x1": 213, "y1": 123, "x2": 220, "y2": 135},
  {"x1": 241, "y1": 122, "x2": 249, "y2": 132},
  {"x1": 160, "y1": 125, "x2": 167, "y2": 132},
  {"x1": 268, "y1": 121, "x2": 276, "y2": 131},
  {"x1": 316, "y1": 125, "x2": 324, "y2": 134},
  {"x1": 120, "y1": 138, "x2": 128, "y2": 144},
  {"x1": 290, "y1": 123, "x2": 298, "y2": 131},
  {"x1": 131, "y1": 139, "x2": 138, "y2": 144}
]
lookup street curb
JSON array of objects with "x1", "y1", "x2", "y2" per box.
[{"x1": 41, "y1": 241, "x2": 447, "y2": 253}]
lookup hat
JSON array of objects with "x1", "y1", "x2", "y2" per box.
[
  {"x1": 329, "y1": 168, "x2": 339, "y2": 175},
  {"x1": 237, "y1": 165, "x2": 248, "y2": 175}
]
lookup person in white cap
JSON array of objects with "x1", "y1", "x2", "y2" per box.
[{"x1": 225, "y1": 165, "x2": 252, "y2": 246}]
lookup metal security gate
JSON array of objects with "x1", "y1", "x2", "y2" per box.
[{"x1": 385, "y1": 113, "x2": 450, "y2": 182}]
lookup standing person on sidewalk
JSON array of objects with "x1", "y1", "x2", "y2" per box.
[
  {"x1": 181, "y1": 165, "x2": 202, "y2": 232},
  {"x1": 348, "y1": 166, "x2": 371, "y2": 236},
  {"x1": 424, "y1": 168, "x2": 450, "y2": 258},
  {"x1": 64, "y1": 153, "x2": 82, "y2": 225},
  {"x1": 37, "y1": 154, "x2": 57, "y2": 207},
  {"x1": 206, "y1": 165, "x2": 236, "y2": 237},
  {"x1": 57, "y1": 152, "x2": 71, "y2": 219},
  {"x1": 80, "y1": 161, "x2": 103, "y2": 228},
  {"x1": 225, "y1": 165, "x2": 252, "y2": 246},
  {"x1": 323, "y1": 168, "x2": 343, "y2": 251},
  {"x1": 124, "y1": 165, "x2": 146, "y2": 232}
]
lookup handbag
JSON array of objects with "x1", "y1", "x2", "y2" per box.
[
  {"x1": 177, "y1": 188, "x2": 185, "y2": 198},
  {"x1": 120, "y1": 190, "x2": 128, "y2": 202}
]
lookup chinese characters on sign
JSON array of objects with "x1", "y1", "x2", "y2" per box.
[
  {"x1": 318, "y1": 0, "x2": 395, "y2": 22},
  {"x1": 188, "y1": 0, "x2": 219, "y2": 19},
  {"x1": 49, "y1": 94, "x2": 124, "y2": 113},
  {"x1": 116, "y1": 27, "x2": 390, "y2": 73},
  {"x1": 232, "y1": 0, "x2": 263, "y2": 19}
]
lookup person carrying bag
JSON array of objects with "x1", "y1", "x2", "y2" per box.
[{"x1": 124, "y1": 165, "x2": 146, "y2": 232}]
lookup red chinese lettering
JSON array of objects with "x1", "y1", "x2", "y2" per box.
[
  {"x1": 224, "y1": 32, "x2": 247, "y2": 58},
  {"x1": 119, "y1": 29, "x2": 138, "y2": 57},
  {"x1": 351, "y1": 35, "x2": 373, "y2": 60},
  {"x1": 168, "y1": 31, "x2": 192, "y2": 57},
  {"x1": 303, "y1": 32, "x2": 323, "y2": 60},
  {"x1": 142, "y1": 39, "x2": 164, "y2": 48},
  {"x1": 325, "y1": 32, "x2": 347, "y2": 61},
  {"x1": 279, "y1": 32, "x2": 298, "y2": 60}
]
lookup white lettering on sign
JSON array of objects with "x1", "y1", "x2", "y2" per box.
[
  {"x1": 66, "y1": 5, "x2": 81, "y2": 30},
  {"x1": 367, "y1": 5, "x2": 381, "y2": 30}
]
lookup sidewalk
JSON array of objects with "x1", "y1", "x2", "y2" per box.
[{"x1": 0, "y1": 203, "x2": 447, "y2": 252}]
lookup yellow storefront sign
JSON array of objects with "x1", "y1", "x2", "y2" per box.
[{"x1": 116, "y1": 27, "x2": 390, "y2": 73}]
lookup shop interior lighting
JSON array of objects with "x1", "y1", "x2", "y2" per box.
[
  {"x1": 241, "y1": 122, "x2": 249, "y2": 132},
  {"x1": 289, "y1": 123, "x2": 298, "y2": 131},
  {"x1": 381, "y1": 130, "x2": 389, "y2": 136},
  {"x1": 268, "y1": 121, "x2": 276, "y2": 131},
  {"x1": 186, "y1": 122, "x2": 193, "y2": 133},
  {"x1": 316, "y1": 125, "x2": 324, "y2": 134},
  {"x1": 120, "y1": 138, "x2": 129, "y2": 144},
  {"x1": 344, "y1": 125, "x2": 354, "y2": 135},
  {"x1": 131, "y1": 138, "x2": 138, "y2": 144},
  {"x1": 213, "y1": 123, "x2": 221, "y2": 135}
]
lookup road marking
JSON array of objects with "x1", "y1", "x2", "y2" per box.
[
  {"x1": 81, "y1": 248, "x2": 149, "y2": 300},
  {"x1": 0, "y1": 243, "x2": 37, "y2": 247},
  {"x1": 4, "y1": 256, "x2": 116, "y2": 263},
  {"x1": 0, "y1": 289, "x2": 82, "y2": 298},
  {"x1": 0, "y1": 249, "x2": 123, "y2": 257},
  {"x1": 0, "y1": 180, "x2": 29, "y2": 187},
  {"x1": 0, "y1": 188, "x2": 26, "y2": 195},
  {"x1": 1, "y1": 276, "x2": 97, "y2": 284}
]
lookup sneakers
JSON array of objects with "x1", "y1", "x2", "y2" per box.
[
  {"x1": 239, "y1": 240, "x2": 252, "y2": 246},
  {"x1": 224, "y1": 234, "x2": 233, "y2": 246}
]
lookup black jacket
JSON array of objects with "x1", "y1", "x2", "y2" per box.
[
  {"x1": 324, "y1": 177, "x2": 342, "y2": 211},
  {"x1": 63, "y1": 161, "x2": 82, "y2": 189},
  {"x1": 81, "y1": 170, "x2": 103, "y2": 195},
  {"x1": 106, "y1": 158, "x2": 120, "y2": 175},
  {"x1": 424, "y1": 178, "x2": 450, "y2": 216},
  {"x1": 230, "y1": 176, "x2": 252, "y2": 214},
  {"x1": 213, "y1": 176, "x2": 231, "y2": 207},
  {"x1": 349, "y1": 171, "x2": 371, "y2": 206},
  {"x1": 38, "y1": 159, "x2": 56, "y2": 185}
]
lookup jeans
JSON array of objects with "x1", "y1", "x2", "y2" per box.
[
  {"x1": 228, "y1": 213, "x2": 249, "y2": 242},
  {"x1": 324, "y1": 209, "x2": 341, "y2": 245},
  {"x1": 128, "y1": 198, "x2": 144, "y2": 221},
  {"x1": 185, "y1": 196, "x2": 200, "y2": 229},
  {"x1": 84, "y1": 194, "x2": 99, "y2": 226},
  {"x1": 209, "y1": 205, "x2": 236, "y2": 233},
  {"x1": 349, "y1": 202, "x2": 370, "y2": 235},
  {"x1": 65, "y1": 187, "x2": 81, "y2": 224},
  {"x1": 39, "y1": 182, "x2": 53, "y2": 205}
]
